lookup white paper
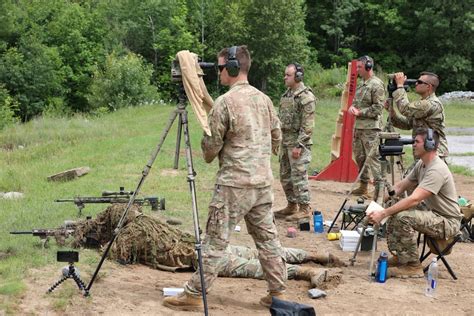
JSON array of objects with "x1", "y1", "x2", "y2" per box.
[
  {"x1": 365, "y1": 201, "x2": 389, "y2": 225},
  {"x1": 324, "y1": 220, "x2": 336, "y2": 227},
  {"x1": 234, "y1": 225, "x2": 241, "y2": 232}
]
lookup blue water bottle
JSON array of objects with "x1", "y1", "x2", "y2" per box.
[
  {"x1": 313, "y1": 210, "x2": 324, "y2": 233},
  {"x1": 375, "y1": 252, "x2": 388, "y2": 283}
]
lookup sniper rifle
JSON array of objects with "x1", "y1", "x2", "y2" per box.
[
  {"x1": 55, "y1": 187, "x2": 165, "y2": 216},
  {"x1": 10, "y1": 227, "x2": 74, "y2": 248}
]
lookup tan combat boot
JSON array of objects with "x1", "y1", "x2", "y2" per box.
[
  {"x1": 306, "y1": 252, "x2": 347, "y2": 267},
  {"x1": 259, "y1": 291, "x2": 287, "y2": 308},
  {"x1": 388, "y1": 261, "x2": 424, "y2": 278},
  {"x1": 285, "y1": 203, "x2": 312, "y2": 222},
  {"x1": 294, "y1": 267, "x2": 328, "y2": 288},
  {"x1": 387, "y1": 255, "x2": 401, "y2": 267},
  {"x1": 162, "y1": 292, "x2": 204, "y2": 312},
  {"x1": 274, "y1": 202, "x2": 298, "y2": 219},
  {"x1": 351, "y1": 181, "x2": 369, "y2": 196}
]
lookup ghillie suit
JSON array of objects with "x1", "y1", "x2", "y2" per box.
[{"x1": 72, "y1": 204, "x2": 196, "y2": 271}]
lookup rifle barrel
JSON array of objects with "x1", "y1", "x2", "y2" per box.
[{"x1": 55, "y1": 197, "x2": 147, "y2": 203}]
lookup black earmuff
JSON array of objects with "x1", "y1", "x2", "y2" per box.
[
  {"x1": 364, "y1": 56, "x2": 373, "y2": 71},
  {"x1": 292, "y1": 62, "x2": 304, "y2": 82},
  {"x1": 226, "y1": 46, "x2": 240, "y2": 77},
  {"x1": 424, "y1": 128, "x2": 436, "y2": 151}
]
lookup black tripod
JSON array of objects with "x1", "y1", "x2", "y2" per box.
[
  {"x1": 84, "y1": 82, "x2": 209, "y2": 315},
  {"x1": 47, "y1": 263, "x2": 87, "y2": 293},
  {"x1": 384, "y1": 97, "x2": 406, "y2": 186}
]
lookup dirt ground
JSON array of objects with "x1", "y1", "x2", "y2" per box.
[{"x1": 17, "y1": 174, "x2": 474, "y2": 315}]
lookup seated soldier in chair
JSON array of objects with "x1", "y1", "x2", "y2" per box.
[{"x1": 367, "y1": 128, "x2": 462, "y2": 278}]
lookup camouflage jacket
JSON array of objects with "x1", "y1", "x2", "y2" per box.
[
  {"x1": 201, "y1": 80, "x2": 281, "y2": 188},
  {"x1": 353, "y1": 75, "x2": 385, "y2": 130},
  {"x1": 391, "y1": 90, "x2": 448, "y2": 158},
  {"x1": 279, "y1": 83, "x2": 316, "y2": 147}
]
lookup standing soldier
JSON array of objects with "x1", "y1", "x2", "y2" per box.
[
  {"x1": 387, "y1": 71, "x2": 448, "y2": 161},
  {"x1": 163, "y1": 45, "x2": 287, "y2": 311},
  {"x1": 274, "y1": 63, "x2": 316, "y2": 222},
  {"x1": 348, "y1": 56, "x2": 385, "y2": 200}
]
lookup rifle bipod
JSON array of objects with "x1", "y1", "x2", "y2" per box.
[{"x1": 47, "y1": 262, "x2": 87, "y2": 294}]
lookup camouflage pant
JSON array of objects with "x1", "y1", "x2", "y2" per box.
[
  {"x1": 386, "y1": 209, "x2": 460, "y2": 264},
  {"x1": 185, "y1": 185, "x2": 287, "y2": 296},
  {"x1": 353, "y1": 129, "x2": 382, "y2": 184},
  {"x1": 218, "y1": 245, "x2": 307, "y2": 280},
  {"x1": 279, "y1": 145, "x2": 311, "y2": 204}
]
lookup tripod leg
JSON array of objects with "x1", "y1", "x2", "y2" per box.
[
  {"x1": 174, "y1": 114, "x2": 183, "y2": 170},
  {"x1": 390, "y1": 156, "x2": 395, "y2": 186},
  {"x1": 350, "y1": 222, "x2": 367, "y2": 265},
  {"x1": 328, "y1": 198, "x2": 348, "y2": 233},
  {"x1": 47, "y1": 276, "x2": 68, "y2": 293},
  {"x1": 368, "y1": 224, "x2": 380, "y2": 277},
  {"x1": 179, "y1": 110, "x2": 209, "y2": 315},
  {"x1": 71, "y1": 272, "x2": 86, "y2": 291}
]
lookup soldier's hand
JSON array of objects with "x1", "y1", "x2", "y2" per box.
[
  {"x1": 366, "y1": 209, "x2": 386, "y2": 224},
  {"x1": 348, "y1": 106, "x2": 360, "y2": 116},
  {"x1": 394, "y1": 72, "x2": 406, "y2": 87},
  {"x1": 292, "y1": 147, "x2": 302, "y2": 159}
]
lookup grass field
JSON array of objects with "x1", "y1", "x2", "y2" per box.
[{"x1": 0, "y1": 98, "x2": 473, "y2": 312}]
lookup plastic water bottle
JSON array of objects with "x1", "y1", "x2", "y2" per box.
[
  {"x1": 313, "y1": 210, "x2": 324, "y2": 233},
  {"x1": 425, "y1": 258, "x2": 438, "y2": 297},
  {"x1": 375, "y1": 252, "x2": 388, "y2": 283},
  {"x1": 458, "y1": 196, "x2": 468, "y2": 207}
]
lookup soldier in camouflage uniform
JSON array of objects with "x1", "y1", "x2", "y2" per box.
[
  {"x1": 387, "y1": 71, "x2": 448, "y2": 160},
  {"x1": 163, "y1": 45, "x2": 287, "y2": 311},
  {"x1": 348, "y1": 56, "x2": 385, "y2": 200},
  {"x1": 367, "y1": 128, "x2": 462, "y2": 278},
  {"x1": 273, "y1": 63, "x2": 316, "y2": 222}
]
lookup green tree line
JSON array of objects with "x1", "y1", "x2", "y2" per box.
[{"x1": 0, "y1": 0, "x2": 472, "y2": 126}]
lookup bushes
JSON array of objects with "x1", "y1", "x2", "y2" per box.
[
  {"x1": 0, "y1": 40, "x2": 67, "y2": 121},
  {"x1": 0, "y1": 85, "x2": 18, "y2": 130},
  {"x1": 87, "y1": 52, "x2": 159, "y2": 111},
  {"x1": 305, "y1": 65, "x2": 347, "y2": 98}
]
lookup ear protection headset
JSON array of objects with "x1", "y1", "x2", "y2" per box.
[
  {"x1": 292, "y1": 62, "x2": 304, "y2": 82},
  {"x1": 225, "y1": 46, "x2": 240, "y2": 77},
  {"x1": 424, "y1": 128, "x2": 436, "y2": 151},
  {"x1": 363, "y1": 56, "x2": 373, "y2": 71}
]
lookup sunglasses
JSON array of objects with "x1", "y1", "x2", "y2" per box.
[
  {"x1": 218, "y1": 64, "x2": 226, "y2": 72},
  {"x1": 416, "y1": 79, "x2": 430, "y2": 85}
]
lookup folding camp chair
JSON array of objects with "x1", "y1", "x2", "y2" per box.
[
  {"x1": 419, "y1": 232, "x2": 461, "y2": 280},
  {"x1": 341, "y1": 204, "x2": 367, "y2": 230},
  {"x1": 418, "y1": 210, "x2": 473, "y2": 280}
]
